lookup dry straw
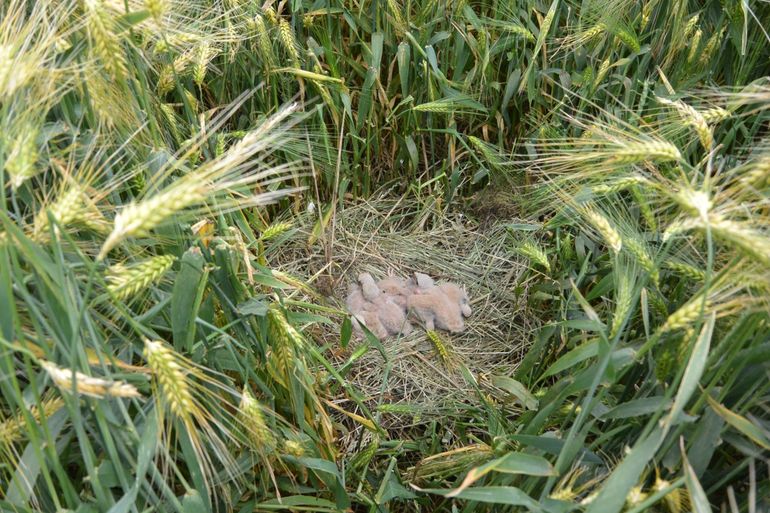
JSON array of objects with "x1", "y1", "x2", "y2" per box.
[{"x1": 271, "y1": 198, "x2": 534, "y2": 420}]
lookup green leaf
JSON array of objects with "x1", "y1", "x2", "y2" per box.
[
  {"x1": 664, "y1": 313, "x2": 714, "y2": 431},
  {"x1": 449, "y1": 452, "x2": 556, "y2": 496},
  {"x1": 340, "y1": 317, "x2": 352, "y2": 349},
  {"x1": 706, "y1": 395, "x2": 770, "y2": 450},
  {"x1": 490, "y1": 375, "x2": 539, "y2": 410},
  {"x1": 585, "y1": 427, "x2": 665, "y2": 513},
  {"x1": 181, "y1": 490, "x2": 208, "y2": 513},
  {"x1": 237, "y1": 297, "x2": 268, "y2": 317},
  {"x1": 419, "y1": 486, "x2": 542, "y2": 510},
  {"x1": 600, "y1": 396, "x2": 671, "y2": 420},
  {"x1": 254, "y1": 496, "x2": 339, "y2": 511},
  {"x1": 682, "y1": 445, "x2": 712, "y2": 513},
  {"x1": 542, "y1": 339, "x2": 599, "y2": 379},
  {"x1": 171, "y1": 247, "x2": 208, "y2": 352},
  {"x1": 510, "y1": 434, "x2": 602, "y2": 464}
]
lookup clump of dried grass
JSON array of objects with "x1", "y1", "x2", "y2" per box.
[{"x1": 272, "y1": 197, "x2": 535, "y2": 418}]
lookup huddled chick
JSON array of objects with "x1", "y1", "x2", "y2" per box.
[
  {"x1": 346, "y1": 271, "x2": 471, "y2": 339},
  {"x1": 348, "y1": 273, "x2": 412, "y2": 338},
  {"x1": 407, "y1": 281, "x2": 471, "y2": 333}
]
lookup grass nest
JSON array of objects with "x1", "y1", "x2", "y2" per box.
[{"x1": 272, "y1": 196, "x2": 536, "y2": 424}]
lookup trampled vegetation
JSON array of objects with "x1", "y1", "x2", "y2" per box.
[{"x1": 1, "y1": 0, "x2": 769, "y2": 511}]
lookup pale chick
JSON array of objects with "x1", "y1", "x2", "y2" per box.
[
  {"x1": 407, "y1": 286, "x2": 466, "y2": 333},
  {"x1": 346, "y1": 284, "x2": 389, "y2": 338},
  {"x1": 359, "y1": 273, "x2": 412, "y2": 336},
  {"x1": 346, "y1": 272, "x2": 470, "y2": 338},
  {"x1": 376, "y1": 275, "x2": 412, "y2": 308},
  {"x1": 438, "y1": 282, "x2": 472, "y2": 318},
  {"x1": 358, "y1": 272, "x2": 381, "y2": 301},
  {"x1": 347, "y1": 274, "x2": 413, "y2": 339}
]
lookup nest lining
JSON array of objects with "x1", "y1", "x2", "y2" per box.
[{"x1": 272, "y1": 197, "x2": 536, "y2": 416}]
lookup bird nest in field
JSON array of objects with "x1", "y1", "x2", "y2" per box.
[{"x1": 272, "y1": 196, "x2": 536, "y2": 421}]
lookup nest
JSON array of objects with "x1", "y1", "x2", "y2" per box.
[{"x1": 272, "y1": 197, "x2": 536, "y2": 421}]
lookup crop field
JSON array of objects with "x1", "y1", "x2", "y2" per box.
[{"x1": 0, "y1": 0, "x2": 769, "y2": 511}]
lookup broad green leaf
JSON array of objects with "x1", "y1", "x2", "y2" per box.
[
  {"x1": 585, "y1": 427, "x2": 665, "y2": 513},
  {"x1": 683, "y1": 446, "x2": 712, "y2": 513},
  {"x1": 664, "y1": 314, "x2": 714, "y2": 432},
  {"x1": 171, "y1": 247, "x2": 208, "y2": 352},
  {"x1": 251, "y1": 495, "x2": 338, "y2": 512},
  {"x1": 237, "y1": 297, "x2": 268, "y2": 317},
  {"x1": 419, "y1": 486, "x2": 542, "y2": 511},
  {"x1": 601, "y1": 396, "x2": 671, "y2": 420},
  {"x1": 449, "y1": 452, "x2": 556, "y2": 496},
  {"x1": 542, "y1": 340, "x2": 599, "y2": 378},
  {"x1": 490, "y1": 375, "x2": 539, "y2": 410},
  {"x1": 510, "y1": 434, "x2": 602, "y2": 464},
  {"x1": 706, "y1": 395, "x2": 770, "y2": 450}
]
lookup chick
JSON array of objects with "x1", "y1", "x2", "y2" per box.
[
  {"x1": 377, "y1": 275, "x2": 411, "y2": 308},
  {"x1": 407, "y1": 287, "x2": 465, "y2": 333},
  {"x1": 345, "y1": 283, "x2": 366, "y2": 314},
  {"x1": 438, "y1": 282, "x2": 472, "y2": 317},
  {"x1": 358, "y1": 272, "x2": 381, "y2": 301},
  {"x1": 351, "y1": 310, "x2": 389, "y2": 339},
  {"x1": 377, "y1": 297, "x2": 412, "y2": 335},
  {"x1": 413, "y1": 272, "x2": 435, "y2": 290}
]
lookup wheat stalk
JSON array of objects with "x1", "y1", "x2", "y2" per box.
[
  {"x1": 0, "y1": 396, "x2": 64, "y2": 446},
  {"x1": 42, "y1": 361, "x2": 141, "y2": 399},
  {"x1": 657, "y1": 96, "x2": 713, "y2": 149},
  {"x1": 350, "y1": 436, "x2": 379, "y2": 473},
  {"x1": 687, "y1": 29, "x2": 702, "y2": 64},
  {"x1": 665, "y1": 260, "x2": 706, "y2": 281},
  {"x1": 144, "y1": 0, "x2": 166, "y2": 23},
  {"x1": 622, "y1": 236, "x2": 659, "y2": 285},
  {"x1": 516, "y1": 241, "x2": 550, "y2": 272},
  {"x1": 143, "y1": 339, "x2": 197, "y2": 425},
  {"x1": 193, "y1": 41, "x2": 217, "y2": 86},
  {"x1": 84, "y1": 0, "x2": 127, "y2": 80},
  {"x1": 700, "y1": 106, "x2": 730, "y2": 123},
  {"x1": 238, "y1": 388, "x2": 276, "y2": 450},
  {"x1": 251, "y1": 14, "x2": 275, "y2": 68},
  {"x1": 5, "y1": 125, "x2": 39, "y2": 190},
  {"x1": 658, "y1": 296, "x2": 712, "y2": 334},
  {"x1": 32, "y1": 184, "x2": 107, "y2": 240},
  {"x1": 611, "y1": 272, "x2": 633, "y2": 338},
  {"x1": 278, "y1": 19, "x2": 300, "y2": 67},
  {"x1": 105, "y1": 254, "x2": 176, "y2": 300},
  {"x1": 611, "y1": 140, "x2": 682, "y2": 164},
  {"x1": 426, "y1": 330, "x2": 454, "y2": 369},
  {"x1": 584, "y1": 208, "x2": 622, "y2": 254},
  {"x1": 591, "y1": 175, "x2": 651, "y2": 195}
]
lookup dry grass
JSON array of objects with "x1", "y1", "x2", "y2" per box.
[{"x1": 273, "y1": 197, "x2": 536, "y2": 416}]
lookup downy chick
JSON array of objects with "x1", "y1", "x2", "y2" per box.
[
  {"x1": 377, "y1": 275, "x2": 411, "y2": 308},
  {"x1": 438, "y1": 282, "x2": 472, "y2": 317},
  {"x1": 375, "y1": 295, "x2": 413, "y2": 335},
  {"x1": 407, "y1": 287, "x2": 465, "y2": 333},
  {"x1": 346, "y1": 282, "x2": 387, "y2": 339},
  {"x1": 413, "y1": 272, "x2": 435, "y2": 290},
  {"x1": 352, "y1": 310, "x2": 389, "y2": 339},
  {"x1": 346, "y1": 283, "x2": 366, "y2": 314},
  {"x1": 358, "y1": 272, "x2": 381, "y2": 301}
]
